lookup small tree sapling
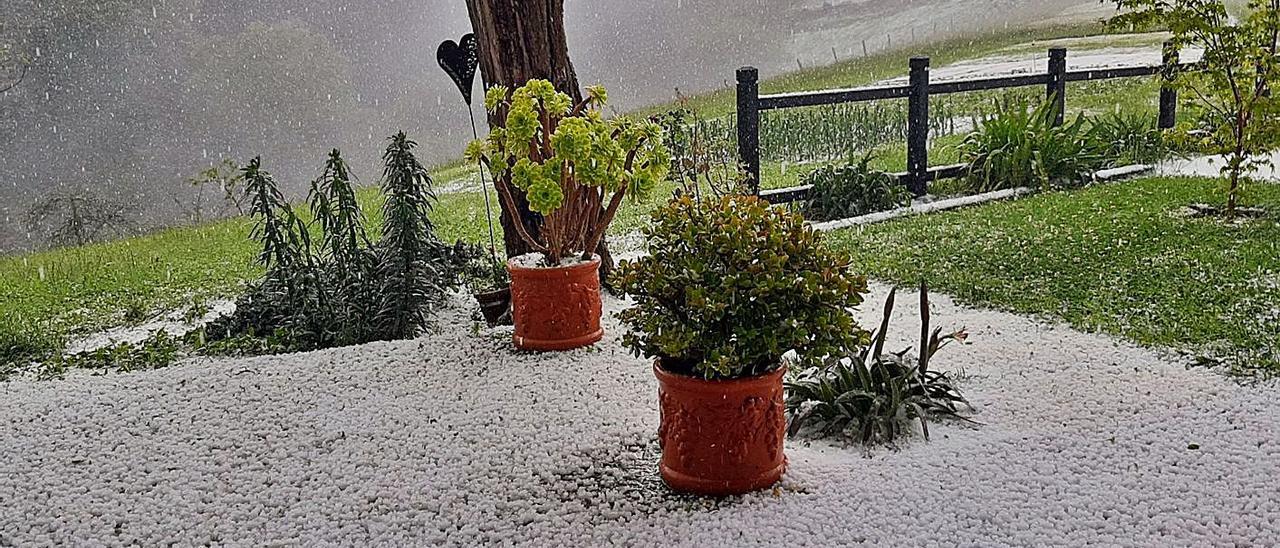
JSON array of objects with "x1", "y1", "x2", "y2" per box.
[{"x1": 1112, "y1": 0, "x2": 1280, "y2": 216}]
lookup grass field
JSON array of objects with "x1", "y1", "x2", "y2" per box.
[
  {"x1": 0, "y1": 22, "x2": 1183, "y2": 369},
  {"x1": 630, "y1": 22, "x2": 1124, "y2": 120},
  {"x1": 828, "y1": 176, "x2": 1280, "y2": 375}
]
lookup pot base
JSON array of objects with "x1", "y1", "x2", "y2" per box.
[
  {"x1": 513, "y1": 327, "x2": 604, "y2": 352},
  {"x1": 659, "y1": 460, "x2": 786, "y2": 497}
]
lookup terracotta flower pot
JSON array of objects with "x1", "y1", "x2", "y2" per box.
[
  {"x1": 654, "y1": 361, "x2": 788, "y2": 496},
  {"x1": 507, "y1": 254, "x2": 603, "y2": 351}
]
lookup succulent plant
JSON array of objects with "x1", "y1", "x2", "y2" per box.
[{"x1": 467, "y1": 80, "x2": 670, "y2": 265}]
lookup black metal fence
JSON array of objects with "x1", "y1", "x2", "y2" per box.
[{"x1": 737, "y1": 43, "x2": 1187, "y2": 203}]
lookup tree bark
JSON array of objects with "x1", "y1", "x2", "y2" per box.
[{"x1": 465, "y1": 0, "x2": 614, "y2": 280}]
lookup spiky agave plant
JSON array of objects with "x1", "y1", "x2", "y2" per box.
[
  {"x1": 785, "y1": 282, "x2": 971, "y2": 446},
  {"x1": 376, "y1": 132, "x2": 451, "y2": 339}
]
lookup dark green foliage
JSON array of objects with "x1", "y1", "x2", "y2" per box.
[
  {"x1": 785, "y1": 284, "x2": 970, "y2": 445},
  {"x1": 210, "y1": 137, "x2": 455, "y2": 353},
  {"x1": 960, "y1": 99, "x2": 1103, "y2": 193},
  {"x1": 376, "y1": 132, "x2": 450, "y2": 339},
  {"x1": 802, "y1": 154, "x2": 912, "y2": 221},
  {"x1": 244, "y1": 157, "x2": 311, "y2": 271},
  {"x1": 309, "y1": 149, "x2": 380, "y2": 344},
  {"x1": 216, "y1": 157, "x2": 326, "y2": 347},
  {"x1": 1090, "y1": 110, "x2": 1168, "y2": 167},
  {"x1": 614, "y1": 195, "x2": 870, "y2": 380},
  {"x1": 40, "y1": 331, "x2": 182, "y2": 380},
  {"x1": 450, "y1": 241, "x2": 509, "y2": 291},
  {"x1": 0, "y1": 316, "x2": 63, "y2": 380}
]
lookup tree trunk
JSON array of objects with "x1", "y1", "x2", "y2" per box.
[{"x1": 465, "y1": 0, "x2": 614, "y2": 281}]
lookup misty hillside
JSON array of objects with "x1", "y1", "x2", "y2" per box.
[{"x1": 0, "y1": 0, "x2": 1106, "y2": 253}]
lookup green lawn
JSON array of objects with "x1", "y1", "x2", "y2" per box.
[{"x1": 827, "y1": 176, "x2": 1280, "y2": 375}]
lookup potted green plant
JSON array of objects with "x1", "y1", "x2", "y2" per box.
[
  {"x1": 451, "y1": 241, "x2": 512, "y2": 326},
  {"x1": 467, "y1": 80, "x2": 669, "y2": 351},
  {"x1": 614, "y1": 195, "x2": 869, "y2": 496}
]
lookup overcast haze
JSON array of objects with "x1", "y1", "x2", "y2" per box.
[{"x1": 0, "y1": 0, "x2": 1108, "y2": 253}]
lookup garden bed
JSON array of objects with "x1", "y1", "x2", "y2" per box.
[{"x1": 2, "y1": 285, "x2": 1279, "y2": 545}]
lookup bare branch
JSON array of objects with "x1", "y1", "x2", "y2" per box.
[{"x1": 0, "y1": 62, "x2": 29, "y2": 94}]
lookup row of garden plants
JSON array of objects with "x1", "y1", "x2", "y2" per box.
[
  {"x1": 20, "y1": 79, "x2": 974, "y2": 498},
  {"x1": 13, "y1": 131, "x2": 508, "y2": 379},
  {"x1": 463, "y1": 80, "x2": 971, "y2": 496},
  {"x1": 264, "y1": 0, "x2": 1271, "y2": 496},
  {"x1": 799, "y1": 101, "x2": 1170, "y2": 223},
  {"x1": 801, "y1": 0, "x2": 1280, "y2": 223}
]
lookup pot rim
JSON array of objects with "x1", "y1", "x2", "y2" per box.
[
  {"x1": 652, "y1": 359, "x2": 786, "y2": 391},
  {"x1": 473, "y1": 285, "x2": 511, "y2": 299},
  {"x1": 507, "y1": 253, "x2": 601, "y2": 275}
]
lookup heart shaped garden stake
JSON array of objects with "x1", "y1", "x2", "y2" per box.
[
  {"x1": 437, "y1": 33, "x2": 479, "y2": 105},
  {"x1": 437, "y1": 32, "x2": 503, "y2": 315}
]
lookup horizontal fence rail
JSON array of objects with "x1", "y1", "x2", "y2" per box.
[{"x1": 739, "y1": 43, "x2": 1192, "y2": 204}]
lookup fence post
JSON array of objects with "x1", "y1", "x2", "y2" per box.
[
  {"x1": 907, "y1": 56, "x2": 930, "y2": 196},
  {"x1": 1159, "y1": 41, "x2": 1179, "y2": 129},
  {"x1": 736, "y1": 66, "x2": 761, "y2": 196},
  {"x1": 1047, "y1": 47, "x2": 1067, "y2": 126}
]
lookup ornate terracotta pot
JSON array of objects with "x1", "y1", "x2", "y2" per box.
[
  {"x1": 507, "y1": 255, "x2": 603, "y2": 351},
  {"x1": 654, "y1": 361, "x2": 787, "y2": 496}
]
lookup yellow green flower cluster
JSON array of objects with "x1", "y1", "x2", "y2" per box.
[{"x1": 467, "y1": 80, "x2": 670, "y2": 216}]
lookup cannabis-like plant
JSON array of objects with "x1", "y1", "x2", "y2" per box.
[
  {"x1": 1112, "y1": 0, "x2": 1280, "y2": 216},
  {"x1": 786, "y1": 283, "x2": 971, "y2": 446},
  {"x1": 309, "y1": 149, "x2": 379, "y2": 343},
  {"x1": 614, "y1": 195, "x2": 869, "y2": 380},
  {"x1": 244, "y1": 157, "x2": 312, "y2": 272},
  {"x1": 218, "y1": 157, "x2": 323, "y2": 346},
  {"x1": 466, "y1": 80, "x2": 670, "y2": 265}
]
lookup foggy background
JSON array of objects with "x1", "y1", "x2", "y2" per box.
[{"x1": 0, "y1": 0, "x2": 1107, "y2": 253}]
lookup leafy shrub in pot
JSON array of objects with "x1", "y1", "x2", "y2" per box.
[
  {"x1": 614, "y1": 195, "x2": 869, "y2": 495},
  {"x1": 467, "y1": 80, "x2": 669, "y2": 350}
]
